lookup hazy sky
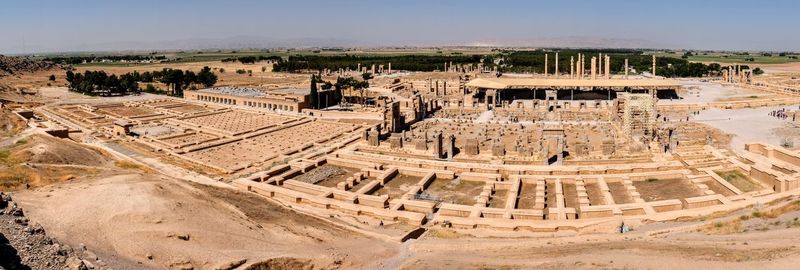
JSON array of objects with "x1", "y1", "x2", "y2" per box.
[{"x1": 2, "y1": 0, "x2": 798, "y2": 54}]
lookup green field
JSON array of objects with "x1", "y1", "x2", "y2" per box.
[{"x1": 656, "y1": 52, "x2": 800, "y2": 64}]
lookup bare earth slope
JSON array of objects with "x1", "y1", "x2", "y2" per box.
[{"x1": 14, "y1": 173, "x2": 400, "y2": 269}]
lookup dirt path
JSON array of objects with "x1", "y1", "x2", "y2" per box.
[{"x1": 398, "y1": 226, "x2": 800, "y2": 269}]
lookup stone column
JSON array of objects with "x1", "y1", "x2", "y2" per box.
[
  {"x1": 446, "y1": 134, "x2": 456, "y2": 161},
  {"x1": 581, "y1": 54, "x2": 586, "y2": 79},
  {"x1": 598, "y1": 53, "x2": 603, "y2": 78},
  {"x1": 624, "y1": 59, "x2": 629, "y2": 79},
  {"x1": 652, "y1": 55, "x2": 656, "y2": 76},
  {"x1": 434, "y1": 132, "x2": 443, "y2": 158},
  {"x1": 591, "y1": 57, "x2": 597, "y2": 80},
  {"x1": 388, "y1": 62, "x2": 392, "y2": 74},
  {"x1": 555, "y1": 136, "x2": 564, "y2": 166},
  {"x1": 555, "y1": 52, "x2": 559, "y2": 78},
  {"x1": 544, "y1": 53, "x2": 549, "y2": 76},
  {"x1": 570, "y1": 56, "x2": 575, "y2": 79},
  {"x1": 605, "y1": 55, "x2": 611, "y2": 79}
]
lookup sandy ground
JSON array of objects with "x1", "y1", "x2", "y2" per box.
[
  {"x1": 758, "y1": 62, "x2": 800, "y2": 74},
  {"x1": 14, "y1": 173, "x2": 399, "y2": 269},
  {"x1": 690, "y1": 105, "x2": 800, "y2": 152},
  {"x1": 660, "y1": 80, "x2": 767, "y2": 105},
  {"x1": 401, "y1": 226, "x2": 800, "y2": 269}
]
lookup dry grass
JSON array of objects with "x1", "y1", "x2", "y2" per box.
[
  {"x1": 699, "y1": 220, "x2": 744, "y2": 234},
  {"x1": 0, "y1": 165, "x2": 93, "y2": 191},
  {"x1": 0, "y1": 149, "x2": 13, "y2": 165},
  {"x1": 715, "y1": 170, "x2": 762, "y2": 192},
  {"x1": 0, "y1": 135, "x2": 110, "y2": 191},
  {"x1": 114, "y1": 160, "x2": 154, "y2": 173},
  {"x1": 160, "y1": 155, "x2": 224, "y2": 176},
  {"x1": 752, "y1": 200, "x2": 800, "y2": 219},
  {"x1": 0, "y1": 108, "x2": 28, "y2": 137},
  {"x1": 0, "y1": 168, "x2": 31, "y2": 189},
  {"x1": 426, "y1": 228, "x2": 465, "y2": 239}
]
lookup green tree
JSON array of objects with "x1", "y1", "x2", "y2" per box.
[
  {"x1": 65, "y1": 70, "x2": 74, "y2": 83},
  {"x1": 361, "y1": 72, "x2": 373, "y2": 81},
  {"x1": 184, "y1": 71, "x2": 198, "y2": 90},
  {"x1": 309, "y1": 75, "x2": 319, "y2": 109},
  {"x1": 197, "y1": 66, "x2": 218, "y2": 87},
  {"x1": 145, "y1": 84, "x2": 158, "y2": 93}
]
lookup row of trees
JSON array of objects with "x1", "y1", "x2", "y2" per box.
[
  {"x1": 269, "y1": 51, "x2": 726, "y2": 78},
  {"x1": 65, "y1": 66, "x2": 217, "y2": 96},
  {"x1": 307, "y1": 75, "x2": 371, "y2": 109},
  {"x1": 221, "y1": 55, "x2": 283, "y2": 64},
  {"x1": 273, "y1": 54, "x2": 484, "y2": 73},
  {"x1": 45, "y1": 55, "x2": 166, "y2": 65},
  {"x1": 65, "y1": 70, "x2": 141, "y2": 95}
]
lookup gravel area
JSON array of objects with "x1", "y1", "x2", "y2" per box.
[{"x1": 293, "y1": 164, "x2": 348, "y2": 185}]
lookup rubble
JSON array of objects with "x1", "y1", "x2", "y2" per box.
[{"x1": 0, "y1": 55, "x2": 60, "y2": 77}]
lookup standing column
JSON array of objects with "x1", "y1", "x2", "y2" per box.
[
  {"x1": 582, "y1": 54, "x2": 587, "y2": 79},
  {"x1": 624, "y1": 59, "x2": 629, "y2": 79},
  {"x1": 544, "y1": 54, "x2": 549, "y2": 76},
  {"x1": 555, "y1": 52, "x2": 559, "y2": 78},
  {"x1": 605, "y1": 55, "x2": 611, "y2": 79},
  {"x1": 652, "y1": 55, "x2": 657, "y2": 76},
  {"x1": 598, "y1": 53, "x2": 603, "y2": 78},
  {"x1": 591, "y1": 57, "x2": 597, "y2": 80},
  {"x1": 388, "y1": 62, "x2": 392, "y2": 74},
  {"x1": 570, "y1": 56, "x2": 575, "y2": 79}
]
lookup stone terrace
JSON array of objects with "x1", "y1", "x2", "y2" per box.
[
  {"x1": 183, "y1": 120, "x2": 362, "y2": 172},
  {"x1": 175, "y1": 110, "x2": 298, "y2": 136},
  {"x1": 232, "y1": 137, "x2": 800, "y2": 232}
]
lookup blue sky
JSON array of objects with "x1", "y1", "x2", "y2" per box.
[{"x1": 1, "y1": 0, "x2": 798, "y2": 53}]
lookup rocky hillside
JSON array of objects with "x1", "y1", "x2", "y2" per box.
[{"x1": 0, "y1": 55, "x2": 59, "y2": 77}]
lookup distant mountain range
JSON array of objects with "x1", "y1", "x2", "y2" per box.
[
  {"x1": 463, "y1": 36, "x2": 681, "y2": 49},
  {"x1": 5, "y1": 35, "x2": 684, "y2": 54}
]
